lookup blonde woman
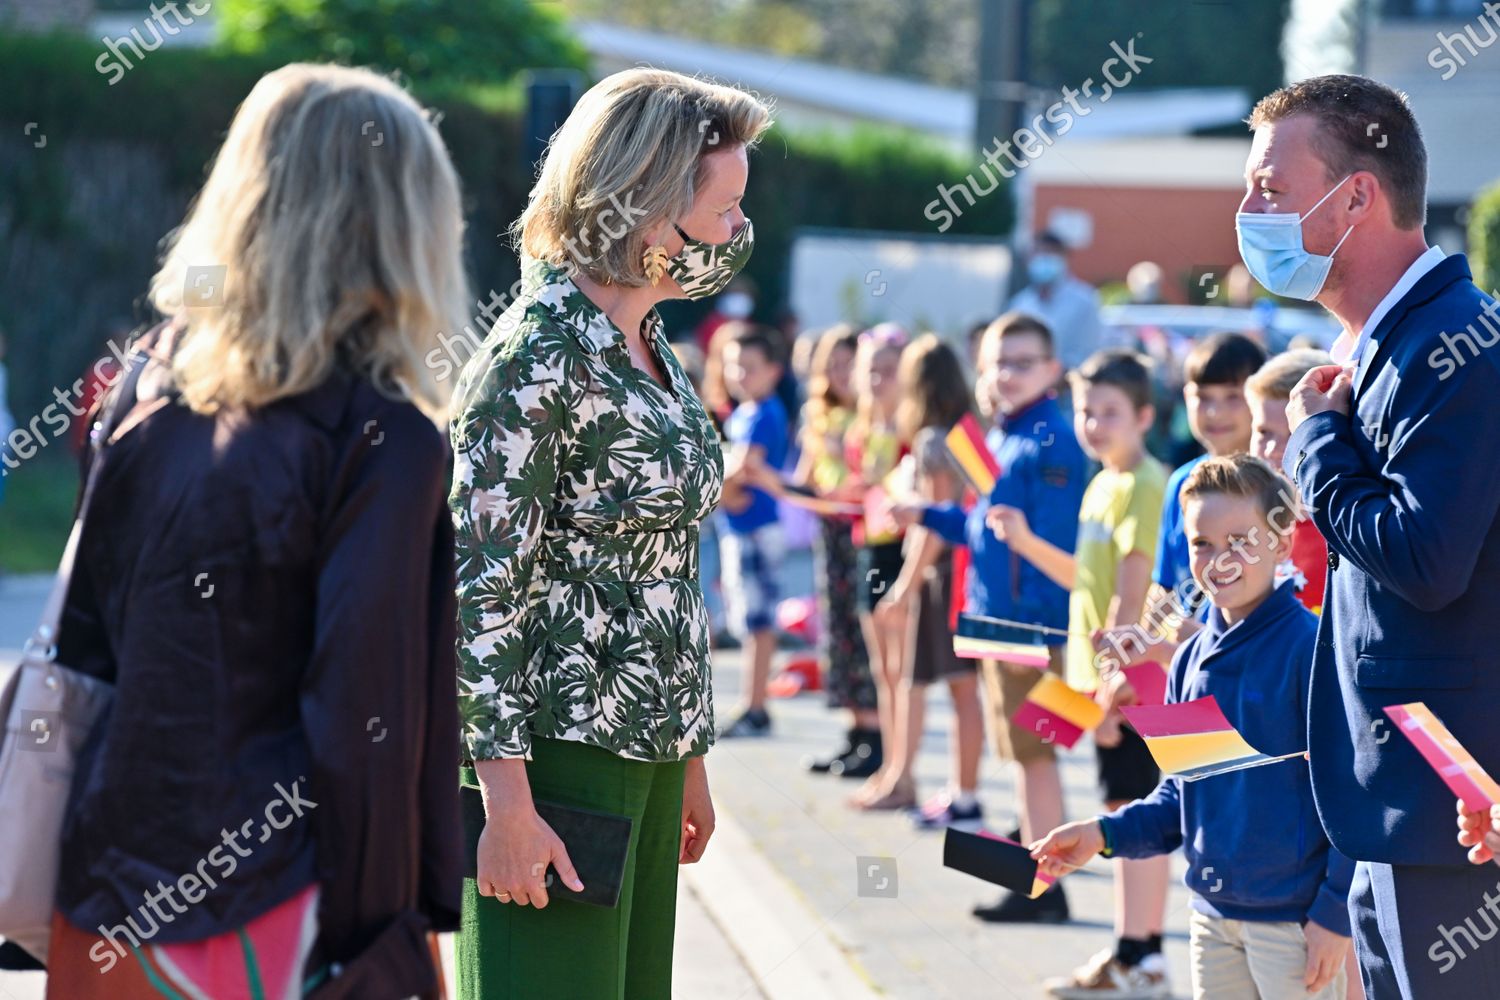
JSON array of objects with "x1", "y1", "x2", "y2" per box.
[
  {"x1": 44, "y1": 64, "x2": 467, "y2": 1000},
  {"x1": 449, "y1": 68, "x2": 771, "y2": 998}
]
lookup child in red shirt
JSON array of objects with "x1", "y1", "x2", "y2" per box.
[{"x1": 1245, "y1": 349, "x2": 1334, "y2": 614}]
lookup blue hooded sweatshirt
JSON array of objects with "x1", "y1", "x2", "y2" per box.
[
  {"x1": 1100, "y1": 580, "x2": 1353, "y2": 933},
  {"x1": 920, "y1": 393, "x2": 1086, "y2": 640}
]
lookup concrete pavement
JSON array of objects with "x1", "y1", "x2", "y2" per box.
[
  {"x1": 0, "y1": 575, "x2": 764, "y2": 999},
  {"x1": 0, "y1": 554, "x2": 1200, "y2": 999}
]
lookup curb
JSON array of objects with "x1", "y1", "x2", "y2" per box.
[{"x1": 681, "y1": 807, "x2": 882, "y2": 1000}]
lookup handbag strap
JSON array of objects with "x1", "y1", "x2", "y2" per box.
[{"x1": 25, "y1": 344, "x2": 152, "y2": 661}]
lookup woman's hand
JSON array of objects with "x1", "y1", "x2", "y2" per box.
[
  {"x1": 474, "y1": 759, "x2": 583, "y2": 907},
  {"x1": 680, "y1": 757, "x2": 716, "y2": 864}
]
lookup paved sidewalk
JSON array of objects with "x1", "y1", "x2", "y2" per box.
[
  {"x1": 0, "y1": 574, "x2": 765, "y2": 999},
  {"x1": 2, "y1": 551, "x2": 1199, "y2": 999},
  {"x1": 705, "y1": 641, "x2": 1194, "y2": 999}
]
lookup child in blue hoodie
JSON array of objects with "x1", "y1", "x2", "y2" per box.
[
  {"x1": 1032, "y1": 454, "x2": 1353, "y2": 1000},
  {"x1": 892, "y1": 312, "x2": 1087, "y2": 922}
]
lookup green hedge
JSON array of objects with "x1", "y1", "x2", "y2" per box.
[
  {"x1": 1471, "y1": 181, "x2": 1500, "y2": 296},
  {"x1": 0, "y1": 31, "x2": 1009, "y2": 419}
]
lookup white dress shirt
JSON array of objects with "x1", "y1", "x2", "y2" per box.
[{"x1": 1331, "y1": 244, "x2": 1444, "y2": 391}]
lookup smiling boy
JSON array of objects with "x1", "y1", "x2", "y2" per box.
[{"x1": 1033, "y1": 454, "x2": 1353, "y2": 1000}]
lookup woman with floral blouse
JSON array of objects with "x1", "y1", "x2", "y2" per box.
[{"x1": 448, "y1": 68, "x2": 771, "y2": 998}]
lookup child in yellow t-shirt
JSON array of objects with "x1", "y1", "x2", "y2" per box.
[{"x1": 986, "y1": 348, "x2": 1171, "y2": 995}]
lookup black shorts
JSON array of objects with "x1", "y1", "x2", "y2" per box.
[
  {"x1": 857, "y1": 541, "x2": 905, "y2": 613},
  {"x1": 1096, "y1": 724, "x2": 1161, "y2": 803}
]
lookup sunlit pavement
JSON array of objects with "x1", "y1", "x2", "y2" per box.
[
  {"x1": 2, "y1": 548, "x2": 1197, "y2": 999},
  {"x1": 698, "y1": 547, "x2": 1195, "y2": 999},
  {"x1": 0, "y1": 574, "x2": 762, "y2": 1000}
]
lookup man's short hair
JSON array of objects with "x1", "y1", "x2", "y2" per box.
[
  {"x1": 1183, "y1": 333, "x2": 1268, "y2": 388},
  {"x1": 1070, "y1": 348, "x2": 1153, "y2": 411},
  {"x1": 1248, "y1": 74, "x2": 1427, "y2": 231},
  {"x1": 1245, "y1": 348, "x2": 1335, "y2": 401}
]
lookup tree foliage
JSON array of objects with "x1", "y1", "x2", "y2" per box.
[
  {"x1": 1471, "y1": 182, "x2": 1500, "y2": 296},
  {"x1": 216, "y1": 0, "x2": 588, "y2": 83}
]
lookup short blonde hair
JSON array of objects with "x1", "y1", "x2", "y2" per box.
[
  {"x1": 151, "y1": 63, "x2": 470, "y2": 420},
  {"x1": 1245, "y1": 348, "x2": 1334, "y2": 401},
  {"x1": 516, "y1": 68, "x2": 772, "y2": 286}
]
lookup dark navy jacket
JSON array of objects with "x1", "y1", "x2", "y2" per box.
[
  {"x1": 1285, "y1": 252, "x2": 1500, "y2": 866},
  {"x1": 1102, "y1": 581, "x2": 1353, "y2": 933},
  {"x1": 921, "y1": 394, "x2": 1086, "y2": 639}
]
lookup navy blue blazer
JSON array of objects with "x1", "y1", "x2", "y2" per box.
[{"x1": 1285, "y1": 252, "x2": 1500, "y2": 866}]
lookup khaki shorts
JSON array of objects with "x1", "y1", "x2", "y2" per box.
[{"x1": 981, "y1": 646, "x2": 1065, "y2": 764}]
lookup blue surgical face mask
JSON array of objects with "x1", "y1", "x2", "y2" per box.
[
  {"x1": 1235, "y1": 175, "x2": 1355, "y2": 300},
  {"x1": 1028, "y1": 252, "x2": 1065, "y2": 285}
]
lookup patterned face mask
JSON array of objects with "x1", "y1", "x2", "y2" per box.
[{"x1": 668, "y1": 218, "x2": 754, "y2": 299}]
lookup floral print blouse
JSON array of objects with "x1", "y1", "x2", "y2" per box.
[{"x1": 449, "y1": 259, "x2": 725, "y2": 763}]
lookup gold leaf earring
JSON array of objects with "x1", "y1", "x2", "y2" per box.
[{"x1": 643, "y1": 244, "x2": 670, "y2": 285}]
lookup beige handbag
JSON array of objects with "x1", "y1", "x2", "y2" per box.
[{"x1": 0, "y1": 350, "x2": 144, "y2": 961}]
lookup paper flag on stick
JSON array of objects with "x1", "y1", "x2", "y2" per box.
[
  {"x1": 1121, "y1": 696, "x2": 1303, "y2": 781},
  {"x1": 945, "y1": 414, "x2": 1001, "y2": 495},
  {"x1": 953, "y1": 614, "x2": 1052, "y2": 667},
  {"x1": 942, "y1": 829, "x2": 1056, "y2": 899},
  {"x1": 1121, "y1": 662, "x2": 1168, "y2": 708},
  {"x1": 1011, "y1": 674, "x2": 1106, "y2": 750},
  {"x1": 1384, "y1": 702, "x2": 1500, "y2": 813}
]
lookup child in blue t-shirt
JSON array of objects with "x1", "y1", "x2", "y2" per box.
[{"x1": 716, "y1": 325, "x2": 790, "y2": 738}]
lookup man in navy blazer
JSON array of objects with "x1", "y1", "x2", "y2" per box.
[{"x1": 1241, "y1": 75, "x2": 1500, "y2": 997}]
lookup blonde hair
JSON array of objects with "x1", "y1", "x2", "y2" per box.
[
  {"x1": 516, "y1": 68, "x2": 772, "y2": 286},
  {"x1": 1245, "y1": 348, "x2": 1334, "y2": 401},
  {"x1": 150, "y1": 63, "x2": 470, "y2": 420}
]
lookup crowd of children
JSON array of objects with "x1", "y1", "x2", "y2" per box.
[{"x1": 696, "y1": 305, "x2": 1377, "y2": 1000}]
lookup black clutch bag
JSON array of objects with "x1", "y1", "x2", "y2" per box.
[{"x1": 460, "y1": 782, "x2": 634, "y2": 908}]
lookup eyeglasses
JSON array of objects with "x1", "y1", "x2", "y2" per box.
[{"x1": 995, "y1": 355, "x2": 1051, "y2": 374}]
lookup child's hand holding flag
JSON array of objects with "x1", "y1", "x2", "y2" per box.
[{"x1": 1030, "y1": 819, "x2": 1105, "y2": 879}]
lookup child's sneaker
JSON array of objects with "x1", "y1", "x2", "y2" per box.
[
  {"x1": 910, "y1": 795, "x2": 984, "y2": 832},
  {"x1": 1044, "y1": 948, "x2": 1170, "y2": 999},
  {"x1": 717, "y1": 707, "x2": 772, "y2": 739}
]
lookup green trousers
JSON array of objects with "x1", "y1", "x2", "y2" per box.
[{"x1": 456, "y1": 738, "x2": 687, "y2": 1000}]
